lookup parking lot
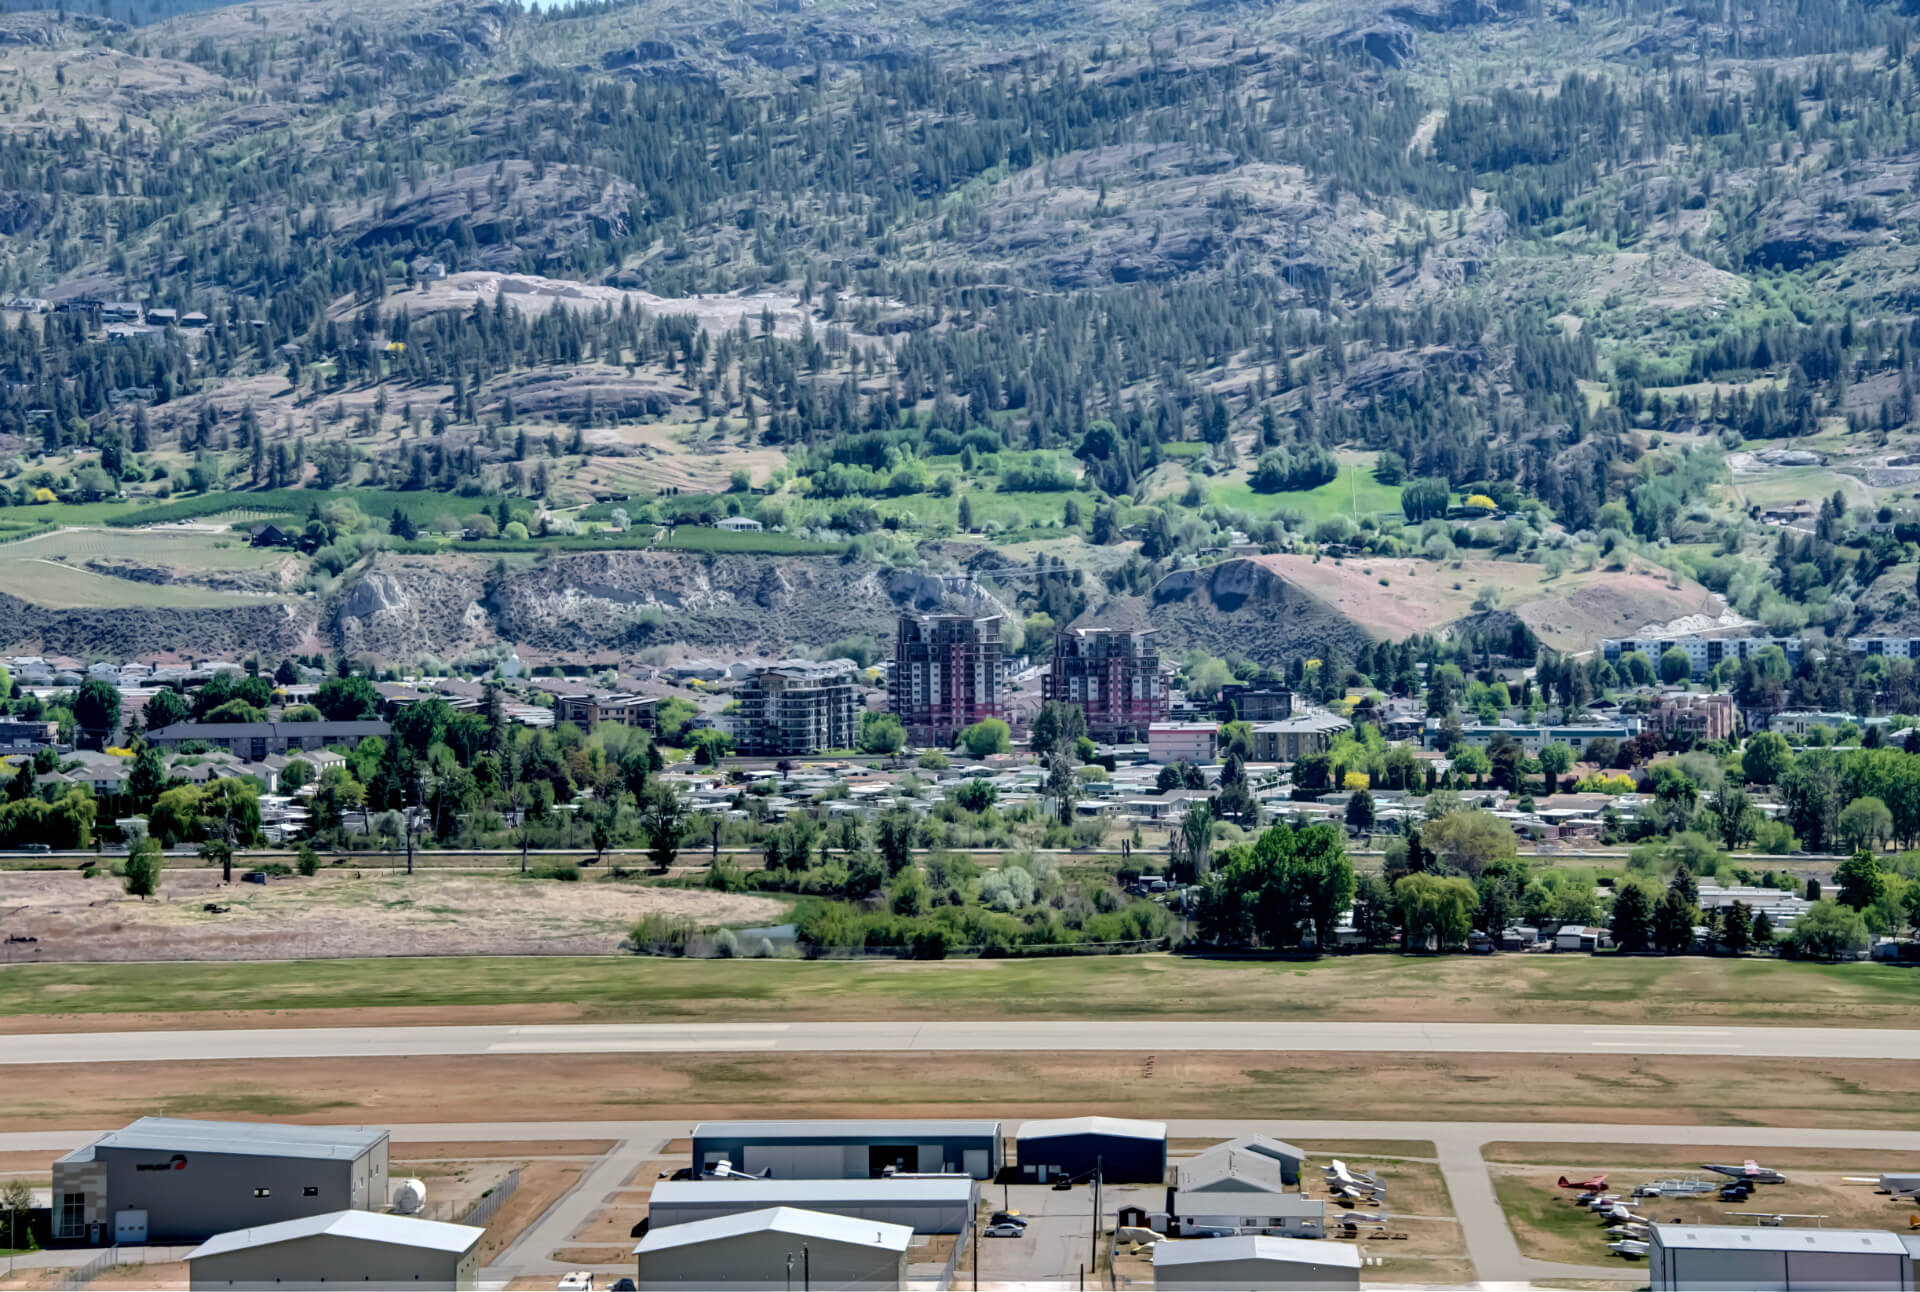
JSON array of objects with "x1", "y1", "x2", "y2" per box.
[{"x1": 973, "y1": 1182, "x2": 1164, "y2": 1285}]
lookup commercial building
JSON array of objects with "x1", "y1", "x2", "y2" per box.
[
  {"x1": 1647, "y1": 1223, "x2": 1912, "y2": 1291},
  {"x1": 1851, "y1": 636, "x2": 1920, "y2": 660},
  {"x1": 1152, "y1": 1234, "x2": 1362, "y2": 1290},
  {"x1": 1045, "y1": 627, "x2": 1169, "y2": 741},
  {"x1": 633, "y1": 1206, "x2": 910, "y2": 1291},
  {"x1": 52, "y1": 1118, "x2": 388, "y2": 1246},
  {"x1": 689, "y1": 1121, "x2": 1003, "y2": 1180},
  {"x1": 1148, "y1": 723, "x2": 1219, "y2": 766},
  {"x1": 1165, "y1": 1139, "x2": 1321, "y2": 1238},
  {"x1": 1768, "y1": 709, "x2": 1879, "y2": 737},
  {"x1": 554, "y1": 693, "x2": 659, "y2": 731},
  {"x1": 1433, "y1": 721, "x2": 1639, "y2": 755},
  {"x1": 1016, "y1": 1117, "x2": 1167, "y2": 1184},
  {"x1": 1695, "y1": 881, "x2": 1812, "y2": 931},
  {"x1": 1217, "y1": 686, "x2": 1294, "y2": 723},
  {"x1": 1248, "y1": 714, "x2": 1349, "y2": 761},
  {"x1": 1175, "y1": 1137, "x2": 1305, "y2": 1190},
  {"x1": 735, "y1": 660, "x2": 861, "y2": 756},
  {"x1": 646, "y1": 1177, "x2": 976, "y2": 1235},
  {"x1": 186, "y1": 1211, "x2": 481, "y2": 1291},
  {"x1": 1602, "y1": 635, "x2": 1803, "y2": 680},
  {"x1": 1651, "y1": 691, "x2": 1738, "y2": 743},
  {"x1": 146, "y1": 721, "x2": 391, "y2": 760},
  {"x1": 890, "y1": 614, "x2": 1005, "y2": 747},
  {"x1": 0, "y1": 718, "x2": 57, "y2": 750}
]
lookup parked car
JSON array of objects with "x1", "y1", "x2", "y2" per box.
[
  {"x1": 556, "y1": 1275, "x2": 593, "y2": 1292},
  {"x1": 608, "y1": 1281, "x2": 637, "y2": 1292},
  {"x1": 1052, "y1": 1176, "x2": 1075, "y2": 1190},
  {"x1": 989, "y1": 1211, "x2": 1026, "y2": 1228},
  {"x1": 21, "y1": 843, "x2": 49, "y2": 854},
  {"x1": 983, "y1": 1223, "x2": 1025, "y2": 1238}
]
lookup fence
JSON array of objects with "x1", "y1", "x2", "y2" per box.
[
  {"x1": 461, "y1": 1168, "x2": 521, "y2": 1229},
  {"x1": 57, "y1": 1245, "x2": 192, "y2": 1291}
]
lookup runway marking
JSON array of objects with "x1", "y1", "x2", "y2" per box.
[
  {"x1": 1587, "y1": 1041, "x2": 1744, "y2": 1050},
  {"x1": 485, "y1": 1039, "x2": 781, "y2": 1053}
]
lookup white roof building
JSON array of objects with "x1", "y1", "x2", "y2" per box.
[
  {"x1": 1153, "y1": 1234, "x2": 1362, "y2": 1290},
  {"x1": 633, "y1": 1206, "x2": 911, "y2": 1291}
]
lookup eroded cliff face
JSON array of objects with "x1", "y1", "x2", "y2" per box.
[
  {"x1": 323, "y1": 551, "x2": 1014, "y2": 660},
  {"x1": 1146, "y1": 558, "x2": 1376, "y2": 665}
]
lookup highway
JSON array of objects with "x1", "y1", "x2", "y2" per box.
[{"x1": 6, "y1": 1018, "x2": 1920, "y2": 1063}]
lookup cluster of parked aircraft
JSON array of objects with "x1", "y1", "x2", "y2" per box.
[
  {"x1": 1323, "y1": 1159, "x2": 1387, "y2": 1221},
  {"x1": 1558, "y1": 1161, "x2": 1788, "y2": 1258}
]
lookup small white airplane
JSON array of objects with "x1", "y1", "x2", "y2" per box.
[
  {"x1": 1325, "y1": 1160, "x2": 1381, "y2": 1189},
  {"x1": 1584, "y1": 1194, "x2": 1621, "y2": 1211},
  {"x1": 701, "y1": 1159, "x2": 771, "y2": 1181},
  {"x1": 1703, "y1": 1159, "x2": 1787, "y2": 1185},
  {"x1": 1606, "y1": 1223, "x2": 1650, "y2": 1240},
  {"x1": 1602, "y1": 1205, "x2": 1650, "y2": 1223},
  {"x1": 1610, "y1": 1239, "x2": 1650, "y2": 1259}
]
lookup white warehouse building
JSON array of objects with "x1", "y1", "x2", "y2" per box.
[
  {"x1": 633, "y1": 1207, "x2": 910, "y2": 1291},
  {"x1": 1153, "y1": 1235, "x2": 1362, "y2": 1290},
  {"x1": 1648, "y1": 1223, "x2": 1913, "y2": 1291}
]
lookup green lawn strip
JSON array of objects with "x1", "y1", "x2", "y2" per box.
[
  {"x1": 3, "y1": 954, "x2": 1918, "y2": 1025},
  {"x1": 1208, "y1": 463, "x2": 1405, "y2": 525}
]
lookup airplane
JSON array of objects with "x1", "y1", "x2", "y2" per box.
[
  {"x1": 701, "y1": 1159, "x2": 771, "y2": 1181},
  {"x1": 1610, "y1": 1239, "x2": 1650, "y2": 1259},
  {"x1": 1703, "y1": 1160, "x2": 1787, "y2": 1185},
  {"x1": 1602, "y1": 1205, "x2": 1650, "y2": 1223},
  {"x1": 1584, "y1": 1194, "x2": 1620, "y2": 1210},
  {"x1": 1325, "y1": 1160, "x2": 1381, "y2": 1190},
  {"x1": 1559, "y1": 1174, "x2": 1607, "y2": 1191},
  {"x1": 1606, "y1": 1223, "x2": 1650, "y2": 1240}
]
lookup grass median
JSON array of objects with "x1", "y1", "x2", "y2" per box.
[{"x1": 3, "y1": 952, "x2": 1919, "y2": 1029}]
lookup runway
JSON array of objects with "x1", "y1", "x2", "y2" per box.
[{"x1": 6, "y1": 1018, "x2": 1920, "y2": 1063}]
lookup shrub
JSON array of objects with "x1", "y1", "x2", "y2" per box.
[
  {"x1": 628, "y1": 913, "x2": 695, "y2": 955},
  {"x1": 711, "y1": 927, "x2": 740, "y2": 958}
]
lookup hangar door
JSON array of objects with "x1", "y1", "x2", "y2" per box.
[
  {"x1": 742, "y1": 1145, "x2": 846, "y2": 1179},
  {"x1": 867, "y1": 1144, "x2": 920, "y2": 1176}
]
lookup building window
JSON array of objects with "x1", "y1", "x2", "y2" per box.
[
  {"x1": 304, "y1": 1186, "x2": 319, "y2": 1196},
  {"x1": 58, "y1": 1192, "x2": 84, "y2": 1238},
  {"x1": 254, "y1": 1188, "x2": 271, "y2": 1198}
]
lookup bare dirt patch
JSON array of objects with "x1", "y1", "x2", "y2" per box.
[
  {"x1": 394, "y1": 1140, "x2": 616, "y2": 1160},
  {"x1": 473, "y1": 1161, "x2": 582, "y2": 1267},
  {"x1": 0, "y1": 869, "x2": 785, "y2": 961}
]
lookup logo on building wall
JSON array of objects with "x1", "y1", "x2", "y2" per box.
[{"x1": 135, "y1": 1155, "x2": 188, "y2": 1172}]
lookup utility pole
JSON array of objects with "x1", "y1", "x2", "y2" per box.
[
  {"x1": 803, "y1": 1243, "x2": 810, "y2": 1292},
  {"x1": 1090, "y1": 1155, "x2": 1102, "y2": 1270},
  {"x1": 785, "y1": 1252, "x2": 793, "y2": 1292}
]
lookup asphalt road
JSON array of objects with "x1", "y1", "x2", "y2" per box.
[{"x1": 7, "y1": 1019, "x2": 1920, "y2": 1064}]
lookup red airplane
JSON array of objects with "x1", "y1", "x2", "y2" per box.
[{"x1": 1560, "y1": 1174, "x2": 1608, "y2": 1190}]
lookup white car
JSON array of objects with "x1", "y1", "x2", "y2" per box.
[
  {"x1": 557, "y1": 1274, "x2": 594, "y2": 1291},
  {"x1": 983, "y1": 1223, "x2": 1025, "y2": 1238}
]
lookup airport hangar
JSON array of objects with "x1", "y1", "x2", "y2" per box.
[
  {"x1": 1016, "y1": 1116, "x2": 1168, "y2": 1184},
  {"x1": 689, "y1": 1120, "x2": 1003, "y2": 1180},
  {"x1": 51, "y1": 1118, "x2": 388, "y2": 1246},
  {"x1": 634, "y1": 1207, "x2": 911, "y2": 1291},
  {"x1": 186, "y1": 1211, "x2": 482, "y2": 1292},
  {"x1": 1648, "y1": 1223, "x2": 1914, "y2": 1291},
  {"x1": 1152, "y1": 1234, "x2": 1363, "y2": 1291},
  {"x1": 646, "y1": 1177, "x2": 977, "y2": 1234}
]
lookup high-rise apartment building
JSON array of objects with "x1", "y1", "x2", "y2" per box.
[
  {"x1": 1045, "y1": 627, "x2": 1169, "y2": 742},
  {"x1": 736, "y1": 660, "x2": 861, "y2": 756},
  {"x1": 891, "y1": 614, "x2": 1005, "y2": 747}
]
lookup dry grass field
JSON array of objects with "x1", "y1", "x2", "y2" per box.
[{"x1": 0, "y1": 869, "x2": 788, "y2": 961}]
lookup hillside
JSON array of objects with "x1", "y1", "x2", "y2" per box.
[{"x1": 0, "y1": 0, "x2": 1914, "y2": 657}]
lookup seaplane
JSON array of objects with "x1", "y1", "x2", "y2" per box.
[
  {"x1": 1703, "y1": 1159, "x2": 1787, "y2": 1185},
  {"x1": 1609, "y1": 1238, "x2": 1650, "y2": 1259},
  {"x1": 701, "y1": 1159, "x2": 771, "y2": 1181},
  {"x1": 1559, "y1": 1173, "x2": 1607, "y2": 1191}
]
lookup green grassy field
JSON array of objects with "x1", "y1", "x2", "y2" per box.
[
  {"x1": 5, "y1": 952, "x2": 1917, "y2": 1026},
  {"x1": 1208, "y1": 460, "x2": 1406, "y2": 525},
  {"x1": 0, "y1": 528, "x2": 292, "y2": 608}
]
